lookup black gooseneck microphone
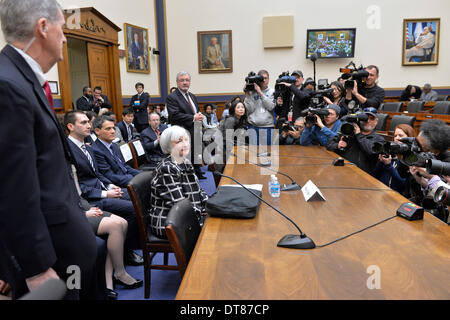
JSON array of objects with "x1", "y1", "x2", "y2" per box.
[
  {"x1": 230, "y1": 151, "x2": 301, "y2": 191},
  {"x1": 212, "y1": 170, "x2": 315, "y2": 249}
]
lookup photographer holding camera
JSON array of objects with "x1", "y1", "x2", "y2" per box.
[
  {"x1": 279, "y1": 117, "x2": 305, "y2": 145},
  {"x1": 326, "y1": 107, "x2": 385, "y2": 175},
  {"x1": 243, "y1": 70, "x2": 275, "y2": 145},
  {"x1": 275, "y1": 70, "x2": 312, "y2": 124},
  {"x1": 300, "y1": 104, "x2": 341, "y2": 146},
  {"x1": 345, "y1": 65, "x2": 385, "y2": 109}
]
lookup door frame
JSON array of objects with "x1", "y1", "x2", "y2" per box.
[{"x1": 57, "y1": 7, "x2": 122, "y2": 116}]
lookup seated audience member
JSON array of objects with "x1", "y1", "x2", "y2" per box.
[
  {"x1": 344, "y1": 65, "x2": 385, "y2": 109},
  {"x1": 323, "y1": 81, "x2": 349, "y2": 117},
  {"x1": 92, "y1": 116, "x2": 141, "y2": 188},
  {"x1": 221, "y1": 101, "x2": 231, "y2": 120},
  {"x1": 130, "y1": 82, "x2": 150, "y2": 133},
  {"x1": 300, "y1": 104, "x2": 341, "y2": 146},
  {"x1": 92, "y1": 86, "x2": 113, "y2": 113},
  {"x1": 101, "y1": 111, "x2": 123, "y2": 143},
  {"x1": 117, "y1": 107, "x2": 138, "y2": 143},
  {"x1": 408, "y1": 120, "x2": 450, "y2": 219},
  {"x1": 76, "y1": 86, "x2": 95, "y2": 112},
  {"x1": 419, "y1": 83, "x2": 439, "y2": 102},
  {"x1": 140, "y1": 112, "x2": 168, "y2": 166},
  {"x1": 202, "y1": 103, "x2": 219, "y2": 129},
  {"x1": 373, "y1": 124, "x2": 416, "y2": 194},
  {"x1": 211, "y1": 103, "x2": 219, "y2": 125},
  {"x1": 327, "y1": 107, "x2": 385, "y2": 175},
  {"x1": 279, "y1": 117, "x2": 305, "y2": 145},
  {"x1": 64, "y1": 111, "x2": 143, "y2": 266},
  {"x1": 80, "y1": 198, "x2": 142, "y2": 299},
  {"x1": 400, "y1": 85, "x2": 422, "y2": 101},
  {"x1": 148, "y1": 126, "x2": 209, "y2": 239},
  {"x1": 84, "y1": 111, "x2": 98, "y2": 145}
]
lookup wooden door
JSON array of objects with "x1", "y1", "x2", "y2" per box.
[{"x1": 87, "y1": 42, "x2": 112, "y2": 99}]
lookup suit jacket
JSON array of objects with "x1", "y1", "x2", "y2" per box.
[
  {"x1": 140, "y1": 124, "x2": 168, "y2": 165},
  {"x1": 93, "y1": 139, "x2": 141, "y2": 187},
  {"x1": 117, "y1": 120, "x2": 137, "y2": 143},
  {"x1": 166, "y1": 89, "x2": 199, "y2": 132},
  {"x1": 0, "y1": 45, "x2": 96, "y2": 294},
  {"x1": 93, "y1": 94, "x2": 112, "y2": 113},
  {"x1": 76, "y1": 95, "x2": 95, "y2": 112},
  {"x1": 130, "y1": 92, "x2": 150, "y2": 125},
  {"x1": 67, "y1": 138, "x2": 112, "y2": 200}
]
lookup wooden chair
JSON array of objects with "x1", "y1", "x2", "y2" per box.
[
  {"x1": 165, "y1": 199, "x2": 201, "y2": 277},
  {"x1": 127, "y1": 171, "x2": 177, "y2": 299},
  {"x1": 128, "y1": 139, "x2": 155, "y2": 171}
]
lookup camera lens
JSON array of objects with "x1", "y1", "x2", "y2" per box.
[{"x1": 434, "y1": 186, "x2": 449, "y2": 205}]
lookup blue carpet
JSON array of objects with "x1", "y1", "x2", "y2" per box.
[{"x1": 117, "y1": 166, "x2": 217, "y2": 300}]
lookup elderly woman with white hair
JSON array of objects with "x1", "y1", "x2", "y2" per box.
[{"x1": 148, "y1": 125, "x2": 208, "y2": 239}]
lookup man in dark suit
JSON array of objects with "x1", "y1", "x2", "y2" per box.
[
  {"x1": 130, "y1": 82, "x2": 150, "y2": 133},
  {"x1": 76, "y1": 86, "x2": 95, "y2": 111},
  {"x1": 0, "y1": 0, "x2": 97, "y2": 299},
  {"x1": 116, "y1": 107, "x2": 138, "y2": 142},
  {"x1": 93, "y1": 86, "x2": 113, "y2": 113},
  {"x1": 64, "y1": 111, "x2": 142, "y2": 265},
  {"x1": 140, "y1": 112, "x2": 168, "y2": 166},
  {"x1": 92, "y1": 116, "x2": 141, "y2": 188},
  {"x1": 166, "y1": 71, "x2": 206, "y2": 179}
]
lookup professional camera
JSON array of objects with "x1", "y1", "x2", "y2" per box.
[
  {"x1": 426, "y1": 159, "x2": 450, "y2": 176},
  {"x1": 273, "y1": 72, "x2": 297, "y2": 99},
  {"x1": 340, "y1": 62, "x2": 369, "y2": 90},
  {"x1": 434, "y1": 184, "x2": 450, "y2": 206},
  {"x1": 308, "y1": 88, "x2": 334, "y2": 108},
  {"x1": 392, "y1": 137, "x2": 436, "y2": 167},
  {"x1": 372, "y1": 141, "x2": 411, "y2": 157},
  {"x1": 317, "y1": 79, "x2": 330, "y2": 90},
  {"x1": 301, "y1": 107, "x2": 330, "y2": 126},
  {"x1": 339, "y1": 111, "x2": 368, "y2": 136},
  {"x1": 244, "y1": 71, "x2": 264, "y2": 92}
]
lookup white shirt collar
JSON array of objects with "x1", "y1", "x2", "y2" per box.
[
  {"x1": 68, "y1": 135, "x2": 85, "y2": 150},
  {"x1": 10, "y1": 45, "x2": 46, "y2": 87}
]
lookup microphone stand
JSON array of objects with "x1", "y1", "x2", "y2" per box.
[
  {"x1": 213, "y1": 171, "x2": 315, "y2": 249},
  {"x1": 231, "y1": 152, "x2": 301, "y2": 191}
]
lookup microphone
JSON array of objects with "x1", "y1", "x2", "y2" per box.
[
  {"x1": 212, "y1": 170, "x2": 315, "y2": 249},
  {"x1": 230, "y1": 152, "x2": 301, "y2": 191}
]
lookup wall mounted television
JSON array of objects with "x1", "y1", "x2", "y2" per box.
[{"x1": 306, "y1": 28, "x2": 356, "y2": 59}]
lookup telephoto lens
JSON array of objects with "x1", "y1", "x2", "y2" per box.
[
  {"x1": 434, "y1": 185, "x2": 450, "y2": 206},
  {"x1": 426, "y1": 159, "x2": 450, "y2": 176}
]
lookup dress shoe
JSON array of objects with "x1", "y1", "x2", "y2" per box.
[
  {"x1": 113, "y1": 277, "x2": 143, "y2": 290},
  {"x1": 124, "y1": 250, "x2": 144, "y2": 266},
  {"x1": 105, "y1": 288, "x2": 118, "y2": 300}
]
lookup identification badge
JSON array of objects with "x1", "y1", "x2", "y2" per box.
[
  {"x1": 288, "y1": 111, "x2": 293, "y2": 122},
  {"x1": 135, "y1": 100, "x2": 140, "y2": 106}
]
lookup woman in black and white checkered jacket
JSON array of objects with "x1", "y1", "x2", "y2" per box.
[{"x1": 148, "y1": 126, "x2": 208, "y2": 239}]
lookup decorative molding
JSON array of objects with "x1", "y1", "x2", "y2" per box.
[{"x1": 80, "y1": 18, "x2": 107, "y2": 34}]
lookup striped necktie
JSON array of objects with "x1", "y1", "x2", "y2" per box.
[{"x1": 81, "y1": 143, "x2": 95, "y2": 171}]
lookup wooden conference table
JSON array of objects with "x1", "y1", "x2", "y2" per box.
[{"x1": 176, "y1": 146, "x2": 450, "y2": 300}]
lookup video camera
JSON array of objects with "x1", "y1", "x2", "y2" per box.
[
  {"x1": 426, "y1": 159, "x2": 450, "y2": 176},
  {"x1": 340, "y1": 62, "x2": 369, "y2": 90},
  {"x1": 244, "y1": 71, "x2": 265, "y2": 92},
  {"x1": 274, "y1": 72, "x2": 296, "y2": 99},
  {"x1": 339, "y1": 111, "x2": 368, "y2": 136},
  {"x1": 300, "y1": 107, "x2": 330, "y2": 126},
  {"x1": 308, "y1": 88, "x2": 334, "y2": 109},
  {"x1": 276, "y1": 117, "x2": 299, "y2": 133}
]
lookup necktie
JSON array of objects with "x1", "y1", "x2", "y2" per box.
[
  {"x1": 127, "y1": 125, "x2": 132, "y2": 141},
  {"x1": 185, "y1": 93, "x2": 196, "y2": 114},
  {"x1": 81, "y1": 144, "x2": 95, "y2": 172},
  {"x1": 43, "y1": 81, "x2": 54, "y2": 111},
  {"x1": 109, "y1": 145, "x2": 128, "y2": 173},
  {"x1": 155, "y1": 129, "x2": 159, "y2": 136}
]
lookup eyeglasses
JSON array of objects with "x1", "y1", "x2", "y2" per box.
[{"x1": 364, "y1": 107, "x2": 378, "y2": 114}]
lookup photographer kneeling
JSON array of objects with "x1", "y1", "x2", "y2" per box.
[
  {"x1": 279, "y1": 117, "x2": 305, "y2": 145},
  {"x1": 300, "y1": 104, "x2": 341, "y2": 146},
  {"x1": 326, "y1": 107, "x2": 385, "y2": 175}
]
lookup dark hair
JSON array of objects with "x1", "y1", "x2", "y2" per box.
[
  {"x1": 92, "y1": 115, "x2": 115, "y2": 130},
  {"x1": 420, "y1": 119, "x2": 450, "y2": 152},
  {"x1": 85, "y1": 111, "x2": 96, "y2": 121},
  {"x1": 63, "y1": 110, "x2": 85, "y2": 130},
  {"x1": 229, "y1": 100, "x2": 247, "y2": 128},
  {"x1": 366, "y1": 65, "x2": 379, "y2": 75},
  {"x1": 330, "y1": 81, "x2": 344, "y2": 98},
  {"x1": 257, "y1": 70, "x2": 269, "y2": 78},
  {"x1": 122, "y1": 107, "x2": 134, "y2": 116},
  {"x1": 82, "y1": 86, "x2": 90, "y2": 92},
  {"x1": 203, "y1": 103, "x2": 216, "y2": 113},
  {"x1": 93, "y1": 86, "x2": 102, "y2": 92},
  {"x1": 395, "y1": 124, "x2": 416, "y2": 138},
  {"x1": 230, "y1": 95, "x2": 242, "y2": 104},
  {"x1": 135, "y1": 82, "x2": 144, "y2": 89}
]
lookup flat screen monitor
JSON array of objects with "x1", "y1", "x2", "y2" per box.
[{"x1": 306, "y1": 28, "x2": 356, "y2": 59}]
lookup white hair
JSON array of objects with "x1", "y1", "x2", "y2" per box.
[
  {"x1": 159, "y1": 125, "x2": 190, "y2": 154},
  {"x1": 176, "y1": 71, "x2": 191, "y2": 82},
  {"x1": 0, "y1": 0, "x2": 62, "y2": 43}
]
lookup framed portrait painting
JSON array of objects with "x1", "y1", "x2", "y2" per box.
[
  {"x1": 197, "y1": 30, "x2": 233, "y2": 73},
  {"x1": 124, "y1": 23, "x2": 150, "y2": 73},
  {"x1": 402, "y1": 18, "x2": 440, "y2": 66}
]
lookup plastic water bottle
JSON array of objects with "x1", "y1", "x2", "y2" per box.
[
  {"x1": 268, "y1": 174, "x2": 275, "y2": 193},
  {"x1": 270, "y1": 176, "x2": 280, "y2": 198}
]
